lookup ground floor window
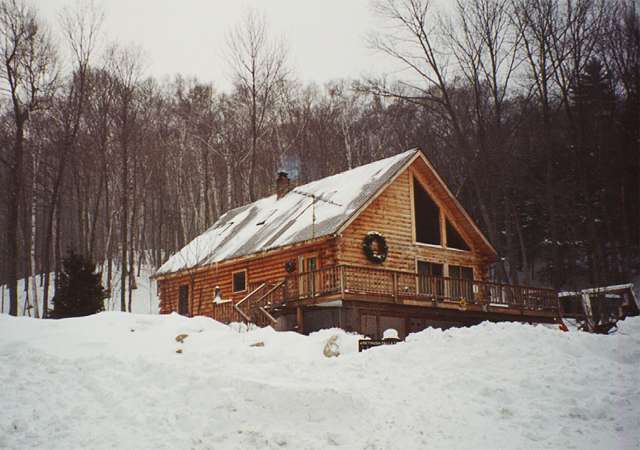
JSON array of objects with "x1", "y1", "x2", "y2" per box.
[{"x1": 232, "y1": 269, "x2": 247, "y2": 293}]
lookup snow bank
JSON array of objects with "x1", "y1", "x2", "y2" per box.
[{"x1": 1, "y1": 314, "x2": 639, "y2": 449}]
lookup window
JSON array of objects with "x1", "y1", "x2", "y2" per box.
[
  {"x1": 413, "y1": 178, "x2": 441, "y2": 245},
  {"x1": 178, "y1": 285, "x2": 189, "y2": 315},
  {"x1": 449, "y1": 265, "x2": 474, "y2": 300},
  {"x1": 446, "y1": 218, "x2": 470, "y2": 251},
  {"x1": 232, "y1": 270, "x2": 247, "y2": 293},
  {"x1": 417, "y1": 261, "x2": 444, "y2": 297},
  {"x1": 298, "y1": 254, "x2": 319, "y2": 298},
  {"x1": 449, "y1": 265, "x2": 474, "y2": 280},
  {"x1": 418, "y1": 261, "x2": 444, "y2": 277}
]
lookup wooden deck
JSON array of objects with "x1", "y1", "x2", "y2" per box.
[{"x1": 217, "y1": 264, "x2": 560, "y2": 325}]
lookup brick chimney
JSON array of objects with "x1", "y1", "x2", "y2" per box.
[{"x1": 276, "y1": 171, "x2": 290, "y2": 199}]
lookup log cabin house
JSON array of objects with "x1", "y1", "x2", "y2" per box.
[{"x1": 153, "y1": 148, "x2": 560, "y2": 338}]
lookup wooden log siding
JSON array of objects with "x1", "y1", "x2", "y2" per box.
[
  {"x1": 337, "y1": 168, "x2": 489, "y2": 278},
  {"x1": 157, "y1": 155, "x2": 548, "y2": 325},
  {"x1": 158, "y1": 239, "x2": 337, "y2": 317}
]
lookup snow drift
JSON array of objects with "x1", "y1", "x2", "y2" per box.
[{"x1": 1, "y1": 313, "x2": 638, "y2": 450}]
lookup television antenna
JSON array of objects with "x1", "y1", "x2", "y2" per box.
[{"x1": 291, "y1": 189, "x2": 343, "y2": 238}]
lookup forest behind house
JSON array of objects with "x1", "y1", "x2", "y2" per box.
[{"x1": 0, "y1": 0, "x2": 638, "y2": 317}]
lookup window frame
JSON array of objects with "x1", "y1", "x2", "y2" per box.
[
  {"x1": 411, "y1": 174, "x2": 442, "y2": 246},
  {"x1": 231, "y1": 269, "x2": 248, "y2": 293},
  {"x1": 448, "y1": 264, "x2": 475, "y2": 301},
  {"x1": 445, "y1": 218, "x2": 472, "y2": 252},
  {"x1": 178, "y1": 284, "x2": 189, "y2": 315},
  {"x1": 415, "y1": 258, "x2": 445, "y2": 297},
  {"x1": 411, "y1": 171, "x2": 473, "y2": 253}
]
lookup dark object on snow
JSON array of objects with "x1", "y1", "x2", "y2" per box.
[
  {"x1": 559, "y1": 284, "x2": 639, "y2": 334},
  {"x1": 358, "y1": 337, "x2": 402, "y2": 352},
  {"x1": 51, "y1": 251, "x2": 107, "y2": 319}
]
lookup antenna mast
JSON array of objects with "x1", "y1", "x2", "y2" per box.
[{"x1": 291, "y1": 189, "x2": 342, "y2": 239}]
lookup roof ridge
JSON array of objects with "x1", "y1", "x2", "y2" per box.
[
  {"x1": 221, "y1": 148, "x2": 419, "y2": 217},
  {"x1": 155, "y1": 148, "x2": 419, "y2": 276}
]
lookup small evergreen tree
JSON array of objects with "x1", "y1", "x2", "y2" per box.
[{"x1": 51, "y1": 251, "x2": 107, "y2": 318}]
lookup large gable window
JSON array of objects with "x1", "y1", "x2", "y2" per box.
[
  {"x1": 232, "y1": 270, "x2": 247, "y2": 293},
  {"x1": 446, "y1": 218, "x2": 471, "y2": 251},
  {"x1": 413, "y1": 178, "x2": 441, "y2": 245}
]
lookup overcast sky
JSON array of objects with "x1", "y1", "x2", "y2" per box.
[{"x1": 39, "y1": 0, "x2": 396, "y2": 92}]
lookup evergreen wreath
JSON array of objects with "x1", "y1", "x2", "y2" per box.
[{"x1": 362, "y1": 231, "x2": 388, "y2": 263}]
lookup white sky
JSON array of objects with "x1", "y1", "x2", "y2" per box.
[{"x1": 39, "y1": 0, "x2": 397, "y2": 92}]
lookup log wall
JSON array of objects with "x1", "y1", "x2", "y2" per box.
[
  {"x1": 336, "y1": 163, "x2": 491, "y2": 279},
  {"x1": 158, "y1": 158, "x2": 496, "y2": 319},
  {"x1": 158, "y1": 239, "x2": 337, "y2": 317}
]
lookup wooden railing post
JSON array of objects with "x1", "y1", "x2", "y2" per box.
[
  {"x1": 392, "y1": 271, "x2": 398, "y2": 303},
  {"x1": 340, "y1": 265, "x2": 346, "y2": 296},
  {"x1": 283, "y1": 279, "x2": 288, "y2": 304}
]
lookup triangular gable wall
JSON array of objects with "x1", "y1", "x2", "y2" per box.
[
  {"x1": 411, "y1": 169, "x2": 476, "y2": 252},
  {"x1": 338, "y1": 149, "x2": 496, "y2": 261},
  {"x1": 409, "y1": 153, "x2": 496, "y2": 258}
]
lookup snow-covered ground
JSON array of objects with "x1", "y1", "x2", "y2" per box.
[
  {"x1": 1, "y1": 314, "x2": 638, "y2": 450},
  {"x1": 0, "y1": 265, "x2": 159, "y2": 316}
]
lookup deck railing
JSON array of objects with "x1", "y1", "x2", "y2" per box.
[
  {"x1": 212, "y1": 300, "x2": 248, "y2": 323},
  {"x1": 257, "y1": 264, "x2": 558, "y2": 314}
]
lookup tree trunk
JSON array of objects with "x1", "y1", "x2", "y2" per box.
[
  {"x1": 120, "y1": 103, "x2": 129, "y2": 312},
  {"x1": 30, "y1": 148, "x2": 40, "y2": 318},
  {"x1": 7, "y1": 120, "x2": 25, "y2": 316}
]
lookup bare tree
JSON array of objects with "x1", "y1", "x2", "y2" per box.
[
  {"x1": 365, "y1": 0, "x2": 517, "y2": 279},
  {"x1": 0, "y1": 0, "x2": 56, "y2": 316},
  {"x1": 226, "y1": 8, "x2": 288, "y2": 201},
  {"x1": 511, "y1": 0, "x2": 574, "y2": 288},
  {"x1": 39, "y1": 0, "x2": 102, "y2": 318},
  {"x1": 104, "y1": 43, "x2": 143, "y2": 312},
  {"x1": 443, "y1": 0, "x2": 525, "y2": 282}
]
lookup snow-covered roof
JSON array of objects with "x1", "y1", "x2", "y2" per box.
[
  {"x1": 559, "y1": 283, "x2": 639, "y2": 313},
  {"x1": 559, "y1": 284, "x2": 636, "y2": 297},
  {"x1": 155, "y1": 149, "x2": 418, "y2": 276}
]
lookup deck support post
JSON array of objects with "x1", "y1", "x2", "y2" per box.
[{"x1": 296, "y1": 305, "x2": 304, "y2": 334}]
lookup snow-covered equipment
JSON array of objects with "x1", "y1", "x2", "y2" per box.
[{"x1": 558, "y1": 283, "x2": 639, "y2": 333}]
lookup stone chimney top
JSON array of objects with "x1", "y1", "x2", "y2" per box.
[{"x1": 276, "y1": 171, "x2": 290, "y2": 199}]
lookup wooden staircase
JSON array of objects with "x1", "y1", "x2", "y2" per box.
[{"x1": 231, "y1": 280, "x2": 287, "y2": 327}]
